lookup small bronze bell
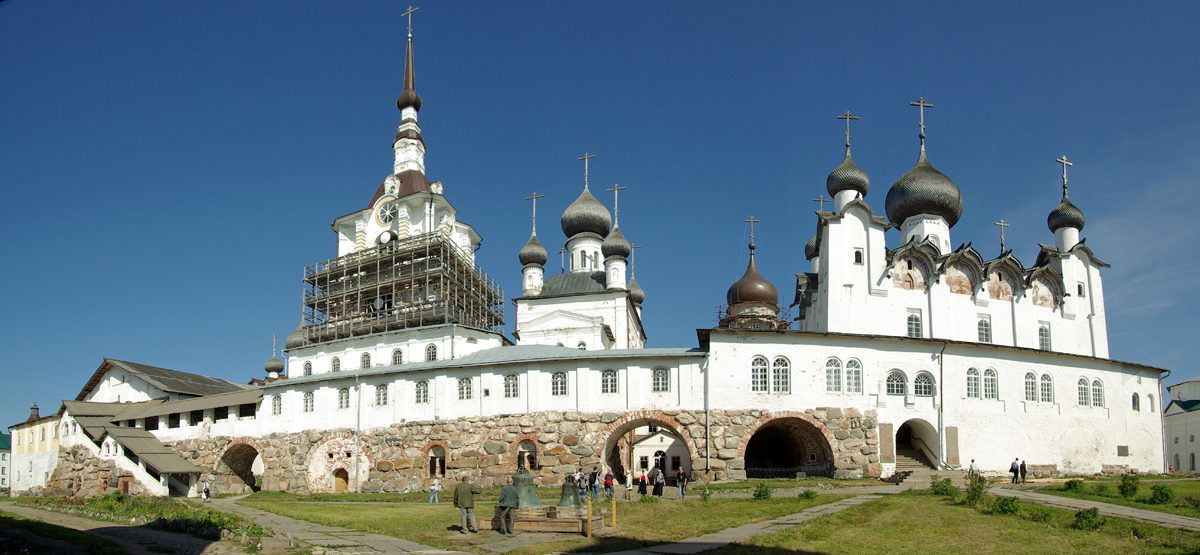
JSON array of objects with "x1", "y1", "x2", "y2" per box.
[{"x1": 557, "y1": 474, "x2": 582, "y2": 507}]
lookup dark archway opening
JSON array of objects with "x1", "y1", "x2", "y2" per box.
[
  {"x1": 428, "y1": 446, "x2": 446, "y2": 478},
  {"x1": 602, "y1": 418, "x2": 692, "y2": 486},
  {"x1": 744, "y1": 418, "x2": 833, "y2": 478},
  {"x1": 896, "y1": 422, "x2": 913, "y2": 449},
  {"x1": 217, "y1": 444, "x2": 261, "y2": 494}
]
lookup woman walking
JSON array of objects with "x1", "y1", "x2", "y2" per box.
[
  {"x1": 638, "y1": 471, "x2": 647, "y2": 495},
  {"x1": 429, "y1": 478, "x2": 440, "y2": 504}
]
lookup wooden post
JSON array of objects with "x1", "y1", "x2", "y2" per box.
[
  {"x1": 586, "y1": 497, "x2": 592, "y2": 537},
  {"x1": 611, "y1": 495, "x2": 616, "y2": 528}
]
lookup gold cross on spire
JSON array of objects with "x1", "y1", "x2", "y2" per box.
[
  {"x1": 401, "y1": 6, "x2": 419, "y2": 36},
  {"x1": 606, "y1": 184, "x2": 626, "y2": 224},
  {"x1": 1056, "y1": 155, "x2": 1073, "y2": 195},
  {"x1": 837, "y1": 111, "x2": 859, "y2": 146},
  {"x1": 812, "y1": 195, "x2": 829, "y2": 211},
  {"x1": 994, "y1": 218, "x2": 1010, "y2": 255},
  {"x1": 910, "y1": 97, "x2": 933, "y2": 144},
  {"x1": 577, "y1": 152, "x2": 596, "y2": 189},
  {"x1": 744, "y1": 216, "x2": 760, "y2": 245}
]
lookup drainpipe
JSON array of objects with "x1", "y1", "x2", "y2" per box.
[
  {"x1": 704, "y1": 359, "x2": 711, "y2": 478},
  {"x1": 355, "y1": 373, "x2": 362, "y2": 493},
  {"x1": 937, "y1": 341, "x2": 947, "y2": 470},
  {"x1": 1161, "y1": 369, "x2": 1171, "y2": 473}
]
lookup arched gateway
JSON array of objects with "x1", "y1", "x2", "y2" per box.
[
  {"x1": 740, "y1": 413, "x2": 836, "y2": 478},
  {"x1": 213, "y1": 440, "x2": 264, "y2": 495},
  {"x1": 601, "y1": 411, "x2": 700, "y2": 483}
]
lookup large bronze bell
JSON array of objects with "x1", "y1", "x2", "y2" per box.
[
  {"x1": 514, "y1": 470, "x2": 542, "y2": 507},
  {"x1": 557, "y1": 474, "x2": 582, "y2": 507}
]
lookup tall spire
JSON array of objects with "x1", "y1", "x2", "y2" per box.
[{"x1": 396, "y1": 6, "x2": 422, "y2": 112}]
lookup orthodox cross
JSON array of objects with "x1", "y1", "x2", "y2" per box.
[
  {"x1": 524, "y1": 192, "x2": 544, "y2": 233},
  {"x1": 1056, "y1": 155, "x2": 1073, "y2": 195},
  {"x1": 837, "y1": 111, "x2": 859, "y2": 146},
  {"x1": 577, "y1": 152, "x2": 596, "y2": 189},
  {"x1": 909, "y1": 97, "x2": 933, "y2": 143},
  {"x1": 556, "y1": 248, "x2": 567, "y2": 273},
  {"x1": 745, "y1": 216, "x2": 760, "y2": 244},
  {"x1": 401, "y1": 6, "x2": 419, "y2": 35},
  {"x1": 271, "y1": 334, "x2": 278, "y2": 356},
  {"x1": 606, "y1": 184, "x2": 626, "y2": 224},
  {"x1": 994, "y1": 219, "x2": 1010, "y2": 254},
  {"x1": 812, "y1": 195, "x2": 829, "y2": 211},
  {"x1": 630, "y1": 244, "x2": 642, "y2": 276}
]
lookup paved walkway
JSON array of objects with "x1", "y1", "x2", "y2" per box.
[{"x1": 992, "y1": 486, "x2": 1200, "y2": 531}]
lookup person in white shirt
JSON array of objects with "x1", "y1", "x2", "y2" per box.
[
  {"x1": 967, "y1": 459, "x2": 979, "y2": 476},
  {"x1": 429, "y1": 478, "x2": 440, "y2": 504}
]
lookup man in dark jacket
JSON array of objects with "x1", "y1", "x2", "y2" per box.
[
  {"x1": 497, "y1": 477, "x2": 519, "y2": 535},
  {"x1": 453, "y1": 476, "x2": 483, "y2": 533}
]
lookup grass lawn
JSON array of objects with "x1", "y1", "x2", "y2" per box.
[
  {"x1": 705, "y1": 490, "x2": 1200, "y2": 555},
  {"x1": 702, "y1": 478, "x2": 882, "y2": 492},
  {"x1": 1034, "y1": 481, "x2": 1200, "y2": 519},
  {"x1": 0, "y1": 509, "x2": 128, "y2": 555},
  {"x1": 241, "y1": 488, "x2": 566, "y2": 504},
  {"x1": 244, "y1": 493, "x2": 854, "y2": 555}
]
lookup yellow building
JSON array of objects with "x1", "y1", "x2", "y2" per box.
[{"x1": 8, "y1": 404, "x2": 59, "y2": 494}]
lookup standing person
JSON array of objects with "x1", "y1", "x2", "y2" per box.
[
  {"x1": 967, "y1": 459, "x2": 979, "y2": 477},
  {"x1": 202, "y1": 481, "x2": 210, "y2": 503},
  {"x1": 624, "y1": 472, "x2": 633, "y2": 501},
  {"x1": 589, "y1": 466, "x2": 600, "y2": 502},
  {"x1": 653, "y1": 469, "x2": 665, "y2": 497},
  {"x1": 1019, "y1": 460, "x2": 1027, "y2": 484},
  {"x1": 576, "y1": 470, "x2": 587, "y2": 504},
  {"x1": 497, "y1": 477, "x2": 519, "y2": 536},
  {"x1": 1009, "y1": 458, "x2": 1020, "y2": 484},
  {"x1": 453, "y1": 476, "x2": 482, "y2": 534},
  {"x1": 604, "y1": 469, "x2": 615, "y2": 499},
  {"x1": 638, "y1": 471, "x2": 648, "y2": 495},
  {"x1": 429, "y1": 478, "x2": 440, "y2": 504},
  {"x1": 677, "y1": 470, "x2": 688, "y2": 499}
]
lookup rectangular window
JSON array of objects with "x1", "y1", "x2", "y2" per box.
[
  {"x1": 190, "y1": 410, "x2": 204, "y2": 425},
  {"x1": 214, "y1": 407, "x2": 228, "y2": 421},
  {"x1": 1077, "y1": 282, "x2": 1085, "y2": 298},
  {"x1": 144, "y1": 417, "x2": 159, "y2": 431},
  {"x1": 907, "y1": 309, "x2": 922, "y2": 339},
  {"x1": 168, "y1": 413, "x2": 180, "y2": 429},
  {"x1": 239, "y1": 404, "x2": 256, "y2": 419},
  {"x1": 672, "y1": 456, "x2": 681, "y2": 470},
  {"x1": 640, "y1": 456, "x2": 649, "y2": 470},
  {"x1": 376, "y1": 384, "x2": 389, "y2": 406}
]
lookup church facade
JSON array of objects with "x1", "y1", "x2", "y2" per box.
[{"x1": 16, "y1": 27, "x2": 1168, "y2": 498}]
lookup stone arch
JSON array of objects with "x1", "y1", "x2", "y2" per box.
[
  {"x1": 212, "y1": 439, "x2": 264, "y2": 495},
  {"x1": 421, "y1": 440, "x2": 449, "y2": 478},
  {"x1": 895, "y1": 418, "x2": 939, "y2": 467},
  {"x1": 507, "y1": 433, "x2": 540, "y2": 473},
  {"x1": 304, "y1": 431, "x2": 372, "y2": 494},
  {"x1": 600, "y1": 410, "x2": 700, "y2": 483},
  {"x1": 737, "y1": 412, "x2": 836, "y2": 478}
]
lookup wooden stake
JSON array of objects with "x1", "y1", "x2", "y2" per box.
[
  {"x1": 586, "y1": 498, "x2": 592, "y2": 537},
  {"x1": 611, "y1": 495, "x2": 617, "y2": 528}
]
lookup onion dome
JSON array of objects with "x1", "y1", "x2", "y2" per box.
[
  {"x1": 602, "y1": 226, "x2": 631, "y2": 258},
  {"x1": 561, "y1": 186, "x2": 612, "y2": 238},
  {"x1": 826, "y1": 146, "x2": 870, "y2": 198},
  {"x1": 727, "y1": 243, "x2": 778, "y2": 305},
  {"x1": 804, "y1": 235, "x2": 819, "y2": 260},
  {"x1": 1047, "y1": 192, "x2": 1085, "y2": 233},
  {"x1": 264, "y1": 355, "x2": 284, "y2": 375},
  {"x1": 628, "y1": 276, "x2": 645, "y2": 305},
  {"x1": 396, "y1": 34, "x2": 422, "y2": 112},
  {"x1": 284, "y1": 321, "x2": 308, "y2": 349},
  {"x1": 885, "y1": 147, "x2": 963, "y2": 228},
  {"x1": 519, "y1": 233, "x2": 548, "y2": 266}
]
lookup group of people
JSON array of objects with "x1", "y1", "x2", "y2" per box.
[
  {"x1": 629, "y1": 467, "x2": 689, "y2": 498},
  {"x1": 965, "y1": 458, "x2": 1029, "y2": 484}
]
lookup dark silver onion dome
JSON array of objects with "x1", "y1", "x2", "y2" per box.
[
  {"x1": 284, "y1": 321, "x2": 308, "y2": 349},
  {"x1": 264, "y1": 355, "x2": 284, "y2": 375},
  {"x1": 727, "y1": 243, "x2": 778, "y2": 305},
  {"x1": 885, "y1": 147, "x2": 963, "y2": 227},
  {"x1": 804, "y1": 235, "x2": 819, "y2": 260},
  {"x1": 826, "y1": 146, "x2": 870, "y2": 198},
  {"x1": 602, "y1": 226, "x2": 631, "y2": 258},
  {"x1": 628, "y1": 276, "x2": 645, "y2": 305},
  {"x1": 396, "y1": 34, "x2": 422, "y2": 112},
  {"x1": 561, "y1": 186, "x2": 612, "y2": 238},
  {"x1": 519, "y1": 234, "x2": 548, "y2": 266},
  {"x1": 1047, "y1": 192, "x2": 1085, "y2": 232}
]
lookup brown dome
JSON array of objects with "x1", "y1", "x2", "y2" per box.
[{"x1": 726, "y1": 244, "x2": 778, "y2": 305}]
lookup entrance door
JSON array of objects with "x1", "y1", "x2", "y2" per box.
[{"x1": 334, "y1": 469, "x2": 349, "y2": 492}]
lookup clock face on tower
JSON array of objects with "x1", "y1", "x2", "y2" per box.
[{"x1": 377, "y1": 202, "x2": 398, "y2": 225}]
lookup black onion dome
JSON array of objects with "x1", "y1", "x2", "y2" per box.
[
  {"x1": 826, "y1": 146, "x2": 870, "y2": 198},
  {"x1": 264, "y1": 355, "x2": 284, "y2": 375},
  {"x1": 519, "y1": 234, "x2": 548, "y2": 266},
  {"x1": 628, "y1": 276, "x2": 645, "y2": 305},
  {"x1": 727, "y1": 245, "x2": 778, "y2": 305},
  {"x1": 885, "y1": 148, "x2": 963, "y2": 227},
  {"x1": 602, "y1": 226, "x2": 631, "y2": 258},
  {"x1": 1047, "y1": 193, "x2": 1085, "y2": 232},
  {"x1": 561, "y1": 187, "x2": 612, "y2": 238},
  {"x1": 284, "y1": 321, "x2": 308, "y2": 349},
  {"x1": 396, "y1": 36, "x2": 422, "y2": 112},
  {"x1": 804, "y1": 235, "x2": 819, "y2": 260}
]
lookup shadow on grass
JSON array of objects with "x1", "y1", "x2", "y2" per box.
[{"x1": 0, "y1": 512, "x2": 129, "y2": 555}]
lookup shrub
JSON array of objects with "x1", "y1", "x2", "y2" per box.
[
  {"x1": 1064, "y1": 479, "x2": 1086, "y2": 493},
  {"x1": 992, "y1": 496, "x2": 1020, "y2": 515},
  {"x1": 965, "y1": 473, "x2": 990, "y2": 507},
  {"x1": 752, "y1": 482, "x2": 772, "y2": 500},
  {"x1": 1149, "y1": 484, "x2": 1176, "y2": 505},
  {"x1": 799, "y1": 489, "x2": 818, "y2": 500},
  {"x1": 698, "y1": 486, "x2": 713, "y2": 502},
  {"x1": 1073, "y1": 507, "x2": 1106, "y2": 530},
  {"x1": 639, "y1": 494, "x2": 659, "y2": 504},
  {"x1": 1118, "y1": 475, "x2": 1140, "y2": 498},
  {"x1": 1026, "y1": 505, "x2": 1053, "y2": 523},
  {"x1": 1090, "y1": 483, "x2": 1110, "y2": 496},
  {"x1": 930, "y1": 475, "x2": 956, "y2": 497},
  {"x1": 1183, "y1": 494, "x2": 1200, "y2": 509}
]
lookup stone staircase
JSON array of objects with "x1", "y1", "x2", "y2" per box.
[{"x1": 888, "y1": 448, "x2": 967, "y2": 487}]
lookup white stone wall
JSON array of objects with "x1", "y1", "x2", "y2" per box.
[
  {"x1": 285, "y1": 325, "x2": 506, "y2": 379},
  {"x1": 83, "y1": 370, "x2": 165, "y2": 404},
  {"x1": 516, "y1": 292, "x2": 644, "y2": 350},
  {"x1": 11, "y1": 449, "x2": 57, "y2": 493}
]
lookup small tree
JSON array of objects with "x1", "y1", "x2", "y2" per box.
[
  {"x1": 1119, "y1": 475, "x2": 1140, "y2": 499},
  {"x1": 752, "y1": 482, "x2": 772, "y2": 500},
  {"x1": 965, "y1": 473, "x2": 990, "y2": 507}
]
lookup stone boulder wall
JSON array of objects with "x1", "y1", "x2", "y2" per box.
[{"x1": 43, "y1": 445, "x2": 148, "y2": 498}]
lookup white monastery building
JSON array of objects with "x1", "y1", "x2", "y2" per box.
[{"x1": 13, "y1": 24, "x2": 1170, "y2": 498}]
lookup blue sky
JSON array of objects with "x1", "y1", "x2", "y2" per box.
[{"x1": 2, "y1": 1, "x2": 1198, "y2": 429}]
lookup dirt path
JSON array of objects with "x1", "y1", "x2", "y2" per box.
[{"x1": 0, "y1": 502, "x2": 247, "y2": 555}]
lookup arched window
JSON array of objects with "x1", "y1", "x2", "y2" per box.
[
  {"x1": 1132, "y1": 393, "x2": 1141, "y2": 412},
  {"x1": 826, "y1": 358, "x2": 842, "y2": 393},
  {"x1": 338, "y1": 387, "x2": 350, "y2": 409},
  {"x1": 886, "y1": 371, "x2": 906, "y2": 395},
  {"x1": 504, "y1": 374, "x2": 519, "y2": 398},
  {"x1": 773, "y1": 357, "x2": 790, "y2": 394},
  {"x1": 907, "y1": 313, "x2": 922, "y2": 338},
  {"x1": 303, "y1": 391, "x2": 314, "y2": 413},
  {"x1": 552, "y1": 371, "x2": 568, "y2": 396},
  {"x1": 331, "y1": 357, "x2": 341, "y2": 372},
  {"x1": 1038, "y1": 324, "x2": 1052, "y2": 351},
  {"x1": 652, "y1": 368, "x2": 670, "y2": 392},
  {"x1": 1092, "y1": 380, "x2": 1104, "y2": 408},
  {"x1": 978, "y1": 319, "x2": 992, "y2": 343},
  {"x1": 914, "y1": 373, "x2": 935, "y2": 397},
  {"x1": 577, "y1": 341, "x2": 587, "y2": 350},
  {"x1": 392, "y1": 349, "x2": 403, "y2": 365},
  {"x1": 1024, "y1": 372, "x2": 1037, "y2": 402},
  {"x1": 854, "y1": 250, "x2": 864, "y2": 264},
  {"x1": 1040, "y1": 374, "x2": 1054, "y2": 403},
  {"x1": 751, "y1": 356, "x2": 768, "y2": 392},
  {"x1": 426, "y1": 344, "x2": 438, "y2": 362},
  {"x1": 271, "y1": 394, "x2": 281, "y2": 416},
  {"x1": 602, "y1": 369, "x2": 618, "y2": 394},
  {"x1": 303, "y1": 361, "x2": 312, "y2": 376},
  {"x1": 361, "y1": 353, "x2": 371, "y2": 369},
  {"x1": 375, "y1": 384, "x2": 388, "y2": 406},
  {"x1": 984, "y1": 369, "x2": 998, "y2": 400},
  {"x1": 845, "y1": 359, "x2": 862, "y2": 394},
  {"x1": 1191, "y1": 453, "x2": 1196, "y2": 472},
  {"x1": 415, "y1": 380, "x2": 429, "y2": 404},
  {"x1": 458, "y1": 376, "x2": 473, "y2": 400},
  {"x1": 966, "y1": 368, "x2": 980, "y2": 399},
  {"x1": 1077, "y1": 378, "x2": 1090, "y2": 406},
  {"x1": 1149, "y1": 394, "x2": 1156, "y2": 412},
  {"x1": 1175, "y1": 454, "x2": 1181, "y2": 472}
]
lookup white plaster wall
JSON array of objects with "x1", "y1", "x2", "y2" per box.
[
  {"x1": 516, "y1": 292, "x2": 643, "y2": 350},
  {"x1": 285, "y1": 325, "x2": 506, "y2": 378},
  {"x1": 11, "y1": 450, "x2": 57, "y2": 492},
  {"x1": 84, "y1": 371, "x2": 164, "y2": 404}
]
